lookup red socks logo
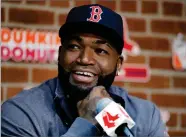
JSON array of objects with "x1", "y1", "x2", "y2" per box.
[{"x1": 102, "y1": 111, "x2": 119, "y2": 128}]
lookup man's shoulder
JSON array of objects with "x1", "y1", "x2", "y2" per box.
[
  {"x1": 110, "y1": 85, "x2": 157, "y2": 116},
  {"x1": 2, "y1": 77, "x2": 58, "y2": 109},
  {"x1": 1, "y1": 78, "x2": 61, "y2": 136}
]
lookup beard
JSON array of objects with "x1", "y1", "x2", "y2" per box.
[{"x1": 58, "y1": 63, "x2": 117, "y2": 102}]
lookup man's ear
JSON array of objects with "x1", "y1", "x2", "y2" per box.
[{"x1": 116, "y1": 56, "x2": 123, "y2": 74}]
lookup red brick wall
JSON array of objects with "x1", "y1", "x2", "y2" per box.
[{"x1": 1, "y1": 0, "x2": 186, "y2": 136}]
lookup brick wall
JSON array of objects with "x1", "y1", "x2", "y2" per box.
[{"x1": 1, "y1": 0, "x2": 186, "y2": 136}]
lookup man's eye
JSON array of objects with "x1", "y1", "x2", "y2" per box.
[
  {"x1": 95, "y1": 48, "x2": 109, "y2": 55},
  {"x1": 66, "y1": 44, "x2": 80, "y2": 50}
]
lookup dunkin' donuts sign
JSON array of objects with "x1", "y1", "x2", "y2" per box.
[
  {"x1": 1, "y1": 17, "x2": 150, "y2": 82},
  {"x1": 1, "y1": 28, "x2": 60, "y2": 62}
]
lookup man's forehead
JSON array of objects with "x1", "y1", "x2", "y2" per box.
[{"x1": 62, "y1": 33, "x2": 119, "y2": 54}]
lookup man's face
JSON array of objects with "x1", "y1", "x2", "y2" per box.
[{"x1": 58, "y1": 33, "x2": 122, "y2": 98}]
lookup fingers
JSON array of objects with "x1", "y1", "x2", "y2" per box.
[
  {"x1": 77, "y1": 99, "x2": 89, "y2": 116},
  {"x1": 77, "y1": 86, "x2": 111, "y2": 119},
  {"x1": 88, "y1": 86, "x2": 110, "y2": 100},
  {"x1": 101, "y1": 89, "x2": 110, "y2": 98}
]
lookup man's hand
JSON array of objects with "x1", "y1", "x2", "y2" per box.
[{"x1": 77, "y1": 86, "x2": 111, "y2": 124}]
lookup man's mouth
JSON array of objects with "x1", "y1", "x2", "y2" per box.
[
  {"x1": 71, "y1": 71, "x2": 98, "y2": 84},
  {"x1": 75, "y1": 71, "x2": 94, "y2": 77}
]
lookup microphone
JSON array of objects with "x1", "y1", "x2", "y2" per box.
[{"x1": 95, "y1": 98, "x2": 135, "y2": 137}]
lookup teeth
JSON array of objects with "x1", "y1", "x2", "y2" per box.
[
  {"x1": 75, "y1": 71, "x2": 94, "y2": 77},
  {"x1": 76, "y1": 71, "x2": 83, "y2": 75}
]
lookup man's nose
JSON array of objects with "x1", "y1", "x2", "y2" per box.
[{"x1": 77, "y1": 48, "x2": 95, "y2": 65}]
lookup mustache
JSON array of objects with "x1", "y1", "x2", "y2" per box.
[{"x1": 64, "y1": 62, "x2": 102, "y2": 76}]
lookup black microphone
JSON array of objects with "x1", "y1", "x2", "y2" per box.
[
  {"x1": 115, "y1": 123, "x2": 134, "y2": 137},
  {"x1": 95, "y1": 98, "x2": 135, "y2": 137}
]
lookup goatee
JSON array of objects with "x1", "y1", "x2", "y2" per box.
[{"x1": 58, "y1": 63, "x2": 117, "y2": 102}]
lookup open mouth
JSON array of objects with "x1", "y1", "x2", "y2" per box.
[
  {"x1": 71, "y1": 71, "x2": 97, "y2": 84},
  {"x1": 75, "y1": 71, "x2": 95, "y2": 77}
]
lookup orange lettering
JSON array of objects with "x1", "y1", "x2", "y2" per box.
[
  {"x1": 38, "y1": 32, "x2": 46, "y2": 45},
  {"x1": 26, "y1": 30, "x2": 36, "y2": 44},
  {"x1": 13, "y1": 29, "x2": 23, "y2": 44},
  {"x1": 1, "y1": 28, "x2": 11, "y2": 43},
  {"x1": 55, "y1": 35, "x2": 61, "y2": 46}
]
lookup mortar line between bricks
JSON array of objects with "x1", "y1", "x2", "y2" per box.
[
  {"x1": 182, "y1": 0, "x2": 185, "y2": 17},
  {"x1": 28, "y1": 66, "x2": 32, "y2": 84},
  {"x1": 129, "y1": 32, "x2": 181, "y2": 39},
  {"x1": 169, "y1": 77, "x2": 174, "y2": 89},
  {"x1": 129, "y1": 32, "x2": 181, "y2": 40},
  {"x1": 145, "y1": 54, "x2": 149, "y2": 65},
  {"x1": 4, "y1": 5, "x2": 9, "y2": 25},
  {"x1": 45, "y1": 0, "x2": 50, "y2": 7},
  {"x1": 147, "y1": 89, "x2": 152, "y2": 101},
  {"x1": 70, "y1": 0, "x2": 74, "y2": 7},
  {"x1": 3, "y1": 86, "x2": 7, "y2": 103},
  {"x1": 22, "y1": 0, "x2": 26, "y2": 4},
  {"x1": 127, "y1": 89, "x2": 150, "y2": 93},
  {"x1": 118, "y1": 12, "x2": 186, "y2": 21},
  {"x1": 1, "y1": 62, "x2": 58, "y2": 68},
  {"x1": 92, "y1": 0, "x2": 96, "y2": 4},
  {"x1": 54, "y1": 12, "x2": 59, "y2": 26},
  {"x1": 151, "y1": 69, "x2": 186, "y2": 76},
  {"x1": 136, "y1": 0, "x2": 141, "y2": 15},
  {"x1": 166, "y1": 127, "x2": 177, "y2": 131},
  {"x1": 141, "y1": 51, "x2": 171, "y2": 56},
  {"x1": 163, "y1": 0, "x2": 185, "y2": 3},
  {"x1": 145, "y1": 18, "x2": 151, "y2": 35},
  {"x1": 159, "y1": 0, "x2": 163, "y2": 18},
  {"x1": 126, "y1": 88, "x2": 186, "y2": 94},
  {"x1": 1, "y1": 83, "x2": 30, "y2": 87},
  {"x1": 1, "y1": 83, "x2": 39, "y2": 90},
  {"x1": 177, "y1": 114, "x2": 182, "y2": 130},
  {"x1": 1, "y1": 23, "x2": 60, "y2": 31},
  {"x1": 115, "y1": 0, "x2": 120, "y2": 12},
  {"x1": 2, "y1": 3, "x2": 71, "y2": 13},
  {"x1": 168, "y1": 127, "x2": 186, "y2": 131},
  {"x1": 159, "y1": 108, "x2": 186, "y2": 113},
  {"x1": 22, "y1": 83, "x2": 39, "y2": 90},
  {"x1": 183, "y1": 0, "x2": 186, "y2": 17}
]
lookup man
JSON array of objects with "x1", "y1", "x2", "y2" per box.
[{"x1": 1, "y1": 4, "x2": 167, "y2": 137}]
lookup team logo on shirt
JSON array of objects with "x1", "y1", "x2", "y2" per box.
[{"x1": 87, "y1": 6, "x2": 103, "y2": 22}]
